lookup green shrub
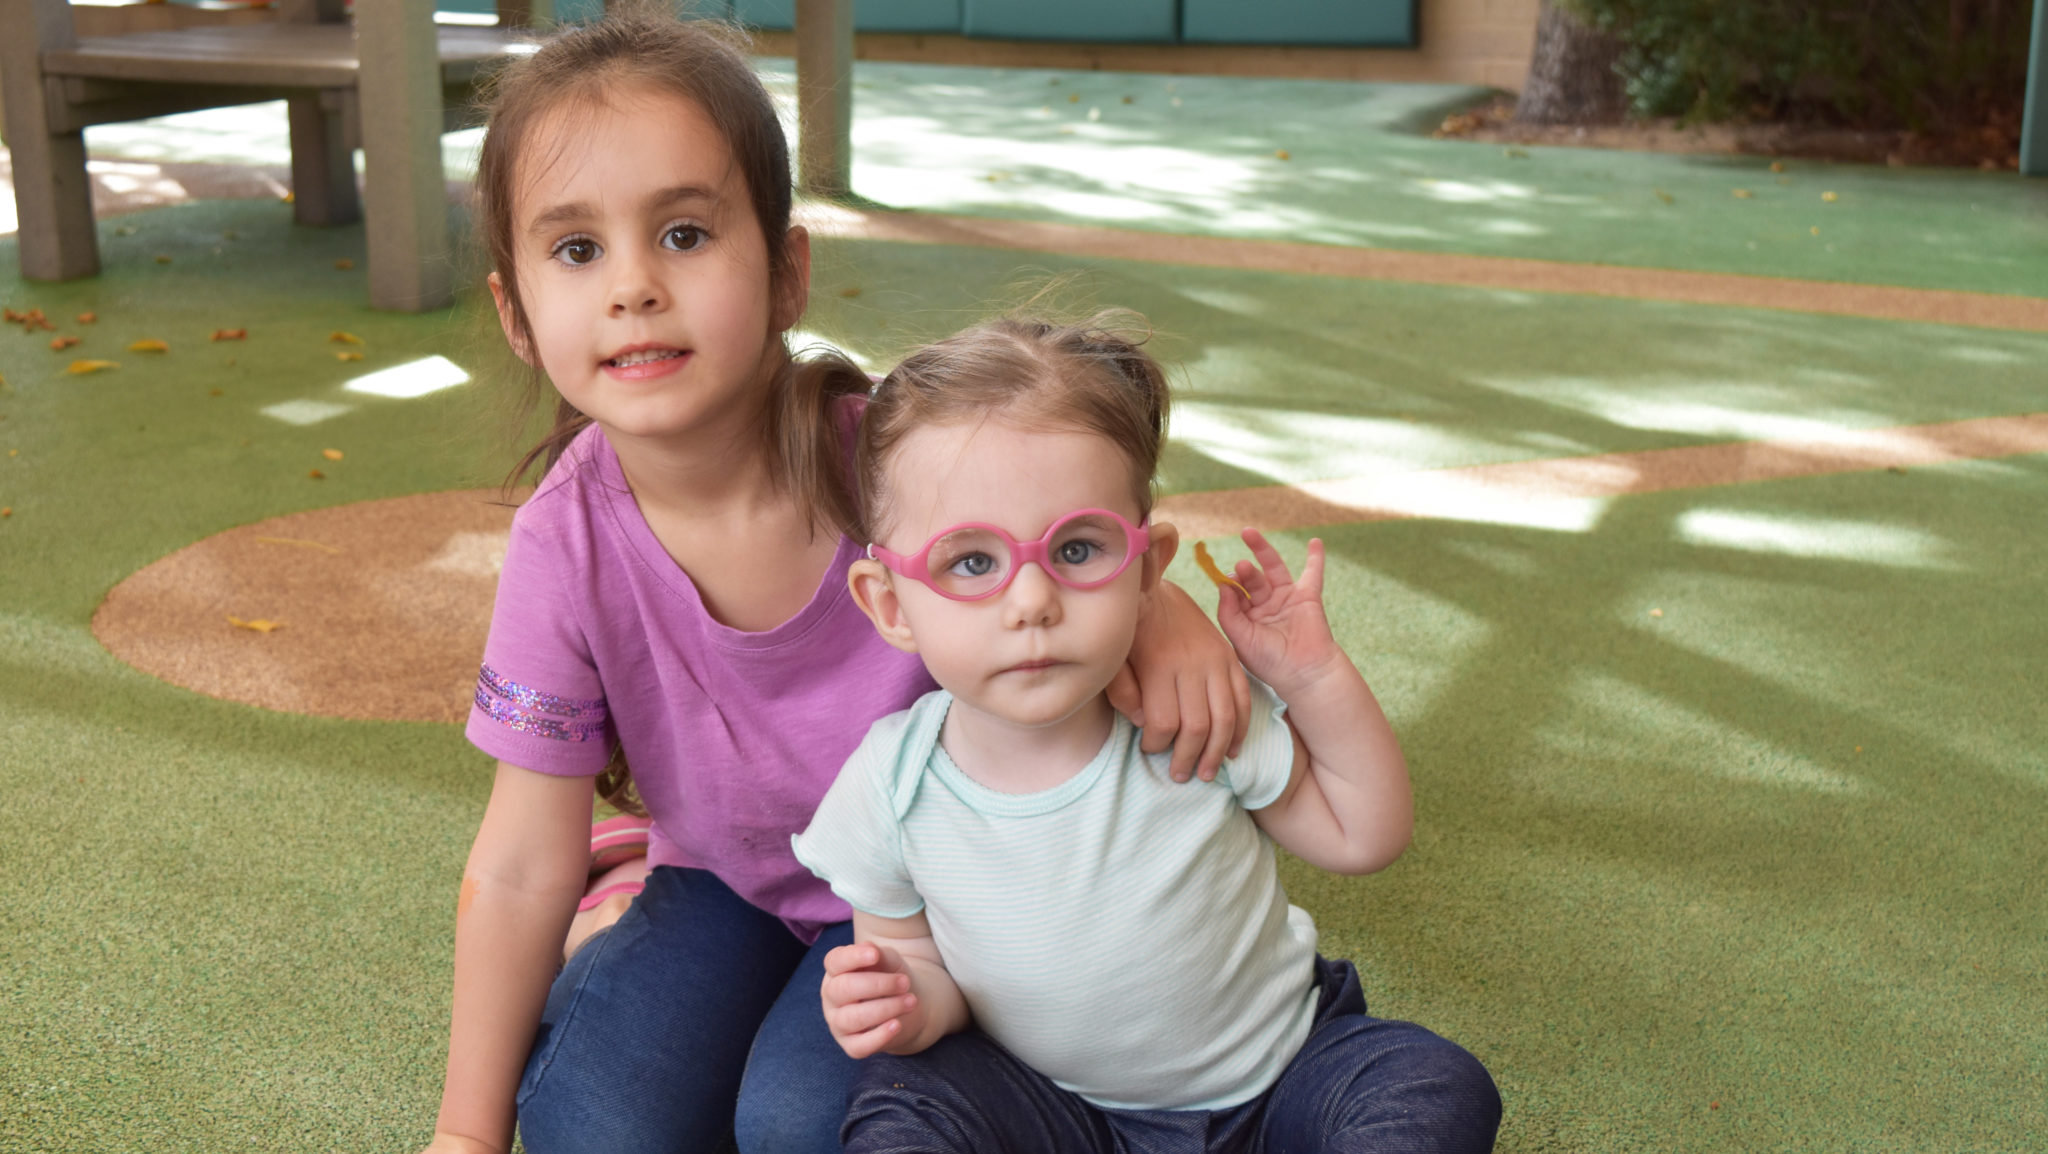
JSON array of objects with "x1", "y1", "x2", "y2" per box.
[{"x1": 1567, "y1": 0, "x2": 2035, "y2": 129}]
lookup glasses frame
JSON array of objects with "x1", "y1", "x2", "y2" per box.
[{"x1": 868, "y1": 508, "x2": 1152, "y2": 602}]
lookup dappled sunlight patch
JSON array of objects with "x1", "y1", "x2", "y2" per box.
[
  {"x1": 259, "y1": 399, "x2": 355, "y2": 427},
  {"x1": 1675, "y1": 509, "x2": 1959, "y2": 570},
  {"x1": 342, "y1": 355, "x2": 470, "y2": 400},
  {"x1": 1539, "y1": 673, "x2": 1869, "y2": 796}
]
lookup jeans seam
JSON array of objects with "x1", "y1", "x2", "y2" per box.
[{"x1": 517, "y1": 924, "x2": 615, "y2": 1111}]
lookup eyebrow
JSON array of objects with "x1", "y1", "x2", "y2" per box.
[{"x1": 524, "y1": 184, "x2": 723, "y2": 238}]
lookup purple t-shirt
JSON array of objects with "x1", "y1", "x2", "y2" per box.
[{"x1": 465, "y1": 413, "x2": 934, "y2": 943}]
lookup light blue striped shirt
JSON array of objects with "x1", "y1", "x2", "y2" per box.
[{"x1": 792, "y1": 680, "x2": 1321, "y2": 1111}]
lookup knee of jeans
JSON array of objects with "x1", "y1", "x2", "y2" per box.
[{"x1": 733, "y1": 1073, "x2": 843, "y2": 1154}]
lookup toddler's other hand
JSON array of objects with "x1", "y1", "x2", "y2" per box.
[
  {"x1": 1215, "y1": 530, "x2": 1346, "y2": 699},
  {"x1": 821, "y1": 941, "x2": 924, "y2": 1059}
]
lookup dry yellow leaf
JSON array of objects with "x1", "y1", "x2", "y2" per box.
[
  {"x1": 1821, "y1": 190, "x2": 1838, "y2": 202},
  {"x1": 1769, "y1": 161, "x2": 1785, "y2": 173},
  {"x1": 280, "y1": 191, "x2": 296, "y2": 204},
  {"x1": 1, "y1": 508, "x2": 10, "y2": 518},
  {"x1": 329, "y1": 331, "x2": 363, "y2": 345},
  {"x1": 335, "y1": 351, "x2": 363, "y2": 362},
  {"x1": 211, "y1": 328, "x2": 247, "y2": 342},
  {"x1": 154, "y1": 254, "x2": 173, "y2": 264},
  {"x1": 308, "y1": 469, "x2": 326, "y2": 480},
  {"x1": 227, "y1": 615, "x2": 283, "y2": 633},
  {"x1": 66, "y1": 360, "x2": 119, "y2": 374},
  {"x1": 334, "y1": 259, "x2": 356, "y2": 270},
  {"x1": 1274, "y1": 149, "x2": 1291, "y2": 160},
  {"x1": 50, "y1": 336, "x2": 82, "y2": 351},
  {"x1": 76, "y1": 312, "x2": 97, "y2": 324},
  {"x1": 1811, "y1": 226, "x2": 1821, "y2": 236},
  {"x1": 1192, "y1": 541, "x2": 1250, "y2": 601},
  {"x1": 1654, "y1": 189, "x2": 1675, "y2": 204},
  {"x1": 321, "y1": 448, "x2": 344, "y2": 461},
  {"x1": 839, "y1": 287, "x2": 862, "y2": 298},
  {"x1": 1650, "y1": 608, "x2": 1664, "y2": 618},
  {"x1": 1731, "y1": 189, "x2": 1753, "y2": 199},
  {"x1": 128, "y1": 339, "x2": 169, "y2": 353}
]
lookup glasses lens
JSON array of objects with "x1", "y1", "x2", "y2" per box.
[
  {"x1": 925, "y1": 527, "x2": 1012, "y2": 598},
  {"x1": 1046, "y1": 513, "x2": 1133, "y2": 587}
]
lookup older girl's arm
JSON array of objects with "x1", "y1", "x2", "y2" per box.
[
  {"x1": 1112, "y1": 523, "x2": 1253, "y2": 784},
  {"x1": 425, "y1": 763, "x2": 594, "y2": 1154}
]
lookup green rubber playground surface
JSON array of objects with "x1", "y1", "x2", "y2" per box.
[{"x1": 6, "y1": 65, "x2": 2047, "y2": 1154}]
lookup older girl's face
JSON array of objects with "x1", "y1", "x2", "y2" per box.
[{"x1": 492, "y1": 86, "x2": 806, "y2": 449}]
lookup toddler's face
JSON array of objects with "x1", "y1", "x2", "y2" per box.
[
  {"x1": 854, "y1": 419, "x2": 1166, "y2": 733},
  {"x1": 493, "y1": 86, "x2": 799, "y2": 447}
]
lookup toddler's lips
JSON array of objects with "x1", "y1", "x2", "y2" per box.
[{"x1": 1004, "y1": 658, "x2": 1059, "y2": 673}]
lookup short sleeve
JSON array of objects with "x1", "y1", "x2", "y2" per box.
[
  {"x1": 1218, "y1": 675, "x2": 1298, "y2": 812},
  {"x1": 790, "y1": 711, "x2": 926, "y2": 919},
  {"x1": 464, "y1": 511, "x2": 615, "y2": 776}
]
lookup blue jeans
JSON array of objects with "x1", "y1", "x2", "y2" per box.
[
  {"x1": 516, "y1": 866, "x2": 857, "y2": 1154},
  {"x1": 842, "y1": 957, "x2": 1502, "y2": 1154}
]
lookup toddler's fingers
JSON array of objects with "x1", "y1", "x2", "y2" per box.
[
  {"x1": 1240, "y1": 528, "x2": 1295, "y2": 585},
  {"x1": 834, "y1": 992, "x2": 918, "y2": 1039},
  {"x1": 826, "y1": 969, "x2": 912, "y2": 1008},
  {"x1": 1299, "y1": 538, "x2": 1327, "y2": 597},
  {"x1": 822, "y1": 943, "x2": 881, "y2": 977},
  {"x1": 1234, "y1": 559, "x2": 1272, "y2": 602},
  {"x1": 837, "y1": 1017, "x2": 904, "y2": 1061}
]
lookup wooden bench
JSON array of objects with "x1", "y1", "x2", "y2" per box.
[
  {"x1": 3, "y1": 0, "x2": 857, "y2": 310},
  {"x1": 1, "y1": 0, "x2": 540, "y2": 310}
]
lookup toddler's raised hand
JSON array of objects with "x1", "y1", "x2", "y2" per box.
[
  {"x1": 1214, "y1": 530, "x2": 1346, "y2": 698},
  {"x1": 821, "y1": 940, "x2": 924, "y2": 1059}
]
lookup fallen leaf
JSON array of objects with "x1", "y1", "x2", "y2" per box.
[
  {"x1": 1821, "y1": 190, "x2": 1838, "y2": 202},
  {"x1": 211, "y1": 328, "x2": 247, "y2": 342},
  {"x1": 1193, "y1": 541, "x2": 1250, "y2": 601},
  {"x1": 308, "y1": 469, "x2": 326, "y2": 480},
  {"x1": 1274, "y1": 149, "x2": 1291, "y2": 160},
  {"x1": 66, "y1": 360, "x2": 119, "y2": 375},
  {"x1": 255, "y1": 535, "x2": 343, "y2": 554},
  {"x1": 280, "y1": 191, "x2": 296, "y2": 204},
  {"x1": 1650, "y1": 608, "x2": 1664, "y2": 618},
  {"x1": 1, "y1": 508, "x2": 10, "y2": 518},
  {"x1": 839, "y1": 287, "x2": 862, "y2": 298},
  {"x1": 209, "y1": 388, "x2": 224, "y2": 397},
  {"x1": 1067, "y1": 93, "x2": 1080, "y2": 103},
  {"x1": 50, "y1": 336, "x2": 82, "y2": 351},
  {"x1": 114, "y1": 225, "x2": 137, "y2": 236},
  {"x1": 329, "y1": 331, "x2": 363, "y2": 345},
  {"x1": 335, "y1": 351, "x2": 363, "y2": 362},
  {"x1": 1811, "y1": 226, "x2": 1821, "y2": 236},
  {"x1": 1121, "y1": 95, "x2": 1134, "y2": 104},
  {"x1": 127, "y1": 339, "x2": 169, "y2": 353},
  {"x1": 222, "y1": 229, "x2": 238, "y2": 240},
  {"x1": 154, "y1": 254, "x2": 173, "y2": 264},
  {"x1": 1731, "y1": 189, "x2": 1753, "y2": 198},
  {"x1": 76, "y1": 312, "x2": 97, "y2": 324},
  {"x1": 6, "y1": 449, "x2": 15, "y2": 457},
  {"x1": 227, "y1": 615, "x2": 283, "y2": 633},
  {"x1": 321, "y1": 448, "x2": 344, "y2": 461},
  {"x1": 1654, "y1": 189, "x2": 1675, "y2": 204},
  {"x1": 334, "y1": 258, "x2": 356, "y2": 270},
  {"x1": 1769, "y1": 161, "x2": 1784, "y2": 173}
]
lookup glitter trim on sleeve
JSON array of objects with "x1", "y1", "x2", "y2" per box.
[{"x1": 474, "y1": 663, "x2": 609, "y2": 742}]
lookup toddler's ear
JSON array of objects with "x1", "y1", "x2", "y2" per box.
[
  {"x1": 1140, "y1": 520, "x2": 1180, "y2": 592},
  {"x1": 849, "y1": 559, "x2": 919, "y2": 654},
  {"x1": 489, "y1": 272, "x2": 536, "y2": 366}
]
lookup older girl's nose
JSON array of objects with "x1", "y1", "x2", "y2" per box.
[{"x1": 607, "y1": 253, "x2": 667, "y2": 315}]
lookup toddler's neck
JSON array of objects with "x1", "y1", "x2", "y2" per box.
[{"x1": 938, "y1": 693, "x2": 1117, "y2": 795}]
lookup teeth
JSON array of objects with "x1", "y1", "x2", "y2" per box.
[{"x1": 609, "y1": 348, "x2": 681, "y2": 367}]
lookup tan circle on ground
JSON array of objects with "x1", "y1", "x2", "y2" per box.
[{"x1": 93, "y1": 490, "x2": 517, "y2": 723}]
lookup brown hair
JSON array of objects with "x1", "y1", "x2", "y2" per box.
[
  {"x1": 854, "y1": 312, "x2": 1171, "y2": 545},
  {"x1": 474, "y1": 3, "x2": 866, "y2": 534},
  {"x1": 473, "y1": 6, "x2": 868, "y2": 814}
]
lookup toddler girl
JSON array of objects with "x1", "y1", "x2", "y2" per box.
[
  {"x1": 427, "y1": 13, "x2": 1248, "y2": 1154},
  {"x1": 794, "y1": 315, "x2": 1504, "y2": 1152}
]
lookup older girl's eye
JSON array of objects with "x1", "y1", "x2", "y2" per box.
[
  {"x1": 552, "y1": 237, "x2": 600, "y2": 266},
  {"x1": 662, "y1": 224, "x2": 707, "y2": 252}
]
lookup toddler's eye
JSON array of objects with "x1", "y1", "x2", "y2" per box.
[
  {"x1": 947, "y1": 553, "x2": 996, "y2": 578},
  {"x1": 1055, "y1": 540, "x2": 1100, "y2": 566},
  {"x1": 552, "y1": 237, "x2": 601, "y2": 266},
  {"x1": 663, "y1": 225, "x2": 707, "y2": 252}
]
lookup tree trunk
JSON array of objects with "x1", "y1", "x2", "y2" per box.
[{"x1": 1516, "y1": 0, "x2": 1628, "y2": 125}]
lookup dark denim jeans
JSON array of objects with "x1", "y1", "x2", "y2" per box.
[
  {"x1": 515, "y1": 866, "x2": 857, "y2": 1154},
  {"x1": 843, "y1": 956, "x2": 1502, "y2": 1154}
]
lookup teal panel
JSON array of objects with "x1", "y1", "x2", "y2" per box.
[
  {"x1": 963, "y1": 0, "x2": 1177, "y2": 43},
  {"x1": 431, "y1": 0, "x2": 639, "y2": 23},
  {"x1": 733, "y1": 0, "x2": 961, "y2": 32},
  {"x1": 1181, "y1": 0, "x2": 1414, "y2": 46},
  {"x1": 2025, "y1": 0, "x2": 2048, "y2": 175}
]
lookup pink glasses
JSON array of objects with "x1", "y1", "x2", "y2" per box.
[{"x1": 868, "y1": 509, "x2": 1151, "y2": 602}]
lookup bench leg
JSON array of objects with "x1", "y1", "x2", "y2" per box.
[
  {"x1": 355, "y1": 0, "x2": 453, "y2": 311},
  {"x1": 794, "y1": 0, "x2": 853, "y2": 199},
  {"x1": 288, "y1": 93, "x2": 361, "y2": 225},
  {"x1": 3, "y1": 81, "x2": 100, "y2": 281}
]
